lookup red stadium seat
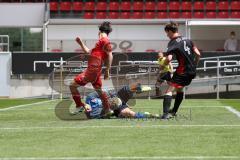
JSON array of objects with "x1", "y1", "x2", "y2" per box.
[
  {"x1": 109, "y1": 1, "x2": 119, "y2": 11},
  {"x1": 96, "y1": 1, "x2": 107, "y2": 11},
  {"x1": 144, "y1": 12, "x2": 155, "y2": 19},
  {"x1": 157, "y1": 12, "x2": 167, "y2": 18},
  {"x1": 60, "y1": 2, "x2": 71, "y2": 12},
  {"x1": 84, "y1": 1, "x2": 95, "y2": 11},
  {"x1": 108, "y1": 12, "x2": 119, "y2": 19},
  {"x1": 157, "y1": 1, "x2": 167, "y2": 11},
  {"x1": 218, "y1": 1, "x2": 229, "y2": 11},
  {"x1": 231, "y1": 1, "x2": 240, "y2": 11},
  {"x1": 145, "y1": 1, "x2": 155, "y2": 11},
  {"x1": 120, "y1": 12, "x2": 131, "y2": 19},
  {"x1": 193, "y1": 1, "x2": 204, "y2": 11},
  {"x1": 131, "y1": 12, "x2": 143, "y2": 19},
  {"x1": 193, "y1": 11, "x2": 204, "y2": 18},
  {"x1": 169, "y1": 11, "x2": 180, "y2": 18},
  {"x1": 182, "y1": 11, "x2": 192, "y2": 18},
  {"x1": 120, "y1": 1, "x2": 131, "y2": 11},
  {"x1": 133, "y1": 1, "x2": 143, "y2": 11},
  {"x1": 50, "y1": 2, "x2": 58, "y2": 12},
  {"x1": 218, "y1": 11, "x2": 229, "y2": 18},
  {"x1": 231, "y1": 11, "x2": 240, "y2": 18},
  {"x1": 169, "y1": 1, "x2": 180, "y2": 11},
  {"x1": 96, "y1": 12, "x2": 107, "y2": 19},
  {"x1": 206, "y1": 11, "x2": 216, "y2": 18},
  {"x1": 206, "y1": 1, "x2": 216, "y2": 11},
  {"x1": 182, "y1": 1, "x2": 192, "y2": 11},
  {"x1": 84, "y1": 12, "x2": 94, "y2": 19},
  {"x1": 72, "y1": 2, "x2": 83, "y2": 12}
]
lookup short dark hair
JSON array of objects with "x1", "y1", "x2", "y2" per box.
[
  {"x1": 230, "y1": 31, "x2": 236, "y2": 35},
  {"x1": 164, "y1": 21, "x2": 178, "y2": 33},
  {"x1": 99, "y1": 21, "x2": 112, "y2": 35}
]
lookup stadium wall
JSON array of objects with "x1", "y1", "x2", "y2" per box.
[
  {"x1": 47, "y1": 23, "x2": 240, "y2": 52},
  {"x1": 0, "y1": 52, "x2": 11, "y2": 98}
]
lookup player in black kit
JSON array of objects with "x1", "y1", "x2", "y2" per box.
[{"x1": 160, "y1": 22, "x2": 201, "y2": 119}]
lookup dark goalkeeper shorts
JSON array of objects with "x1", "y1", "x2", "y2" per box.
[
  {"x1": 156, "y1": 71, "x2": 172, "y2": 83},
  {"x1": 170, "y1": 72, "x2": 196, "y2": 88}
]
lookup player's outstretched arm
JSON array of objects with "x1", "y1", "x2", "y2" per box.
[
  {"x1": 75, "y1": 37, "x2": 90, "y2": 54},
  {"x1": 104, "y1": 51, "x2": 113, "y2": 80},
  {"x1": 193, "y1": 46, "x2": 201, "y2": 66}
]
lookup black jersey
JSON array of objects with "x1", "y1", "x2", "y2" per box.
[{"x1": 166, "y1": 36, "x2": 196, "y2": 75}]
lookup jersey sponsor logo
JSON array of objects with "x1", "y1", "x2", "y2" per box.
[{"x1": 184, "y1": 41, "x2": 191, "y2": 55}]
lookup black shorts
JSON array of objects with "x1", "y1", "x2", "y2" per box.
[
  {"x1": 171, "y1": 72, "x2": 196, "y2": 88},
  {"x1": 113, "y1": 104, "x2": 128, "y2": 118},
  {"x1": 156, "y1": 71, "x2": 172, "y2": 83}
]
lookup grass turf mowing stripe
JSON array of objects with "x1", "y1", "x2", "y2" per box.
[
  {"x1": 225, "y1": 106, "x2": 240, "y2": 118},
  {"x1": 0, "y1": 100, "x2": 57, "y2": 111},
  {"x1": 0, "y1": 125, "x2": 240, "y2": 130},
  {"x1": 0, "y1": 156, "x2": 239, "y2": 159}
]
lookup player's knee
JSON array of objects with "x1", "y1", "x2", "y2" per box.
[{"x1": 164, "y1": 91, "x2": 172, "y2": 96}]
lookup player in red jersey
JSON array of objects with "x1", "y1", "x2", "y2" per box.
[{"x1": 69, "y1": 21, "x2": 113, "y2": 116}]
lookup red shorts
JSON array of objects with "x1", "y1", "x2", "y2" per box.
[{"x1": 74, "y1": 69, "x2": 102, "y2": 89}]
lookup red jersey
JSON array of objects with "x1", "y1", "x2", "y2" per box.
[{"x1": 91, "y1": 37, "x2": 112, "y2": 62}]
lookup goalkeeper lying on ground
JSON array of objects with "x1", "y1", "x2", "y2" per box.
[{"x1": 80, "y1": 84, "x2": 159, "y2": 119}]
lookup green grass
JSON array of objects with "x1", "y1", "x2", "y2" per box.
[
  {"x1": 0, "y1": 98, "x2": 47, "y2": 109},
  {"x1": 0, "y1": 99, "x2": 239, "y2": 159}
]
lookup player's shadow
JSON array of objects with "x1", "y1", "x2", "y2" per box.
[{"x1": 55, "y1": 100, "x2": 88, "y2": 121}]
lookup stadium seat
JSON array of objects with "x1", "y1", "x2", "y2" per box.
[
  {"x1": 96, "y1": 1, "x2": 107, "y2": 11},
  {"x1": 96, "y1": 12, "x2": 107, "y2": 19},
  {"x1": 144, "y1": 12, "x2": 155, "y2": 19},
  {"x1": 169, "y1": 11, "x2": 180, "y2": 18},
  {"x1": 231, "y1": 11, "x2": 240, "y2": 18},
  {"x1": 182, "y1": 11, "x2": 192, "y2": 18},
  {"x1": 133, "y1": 1, "x2": 144, "y2": 11},
  {"x1": 120, "y1": 1, "x2": 131, "y2": 11},
  {"x1": 145, "y1": 1, "x2": 155, "y2": 11},
  {"x1": 169, "y1": 1, "x2": 180, "y2": 11},
  {"x1": 60, "y1": 2, "x2": 71, "y2": 12},
  {"x1": 109, "y1": 1, "x2": 119, "y2": 11},
  {"x1": 193, "y1": 1, "x2": 204, "y2": 11},
  {"x1": 157, "y1": 12, "x2": 167, "y2": 18},
  {"x1": 206, "y1": 11, "x2": 216, "y2": 18},
  {"x1": 84, "y1": 1, "x2": 95, "y2": 11},
  {"x1": 181, "y1": 1, "x2": 192, "y2": 11},
  {"x1": 231, "y1": 1, "x2": 240, "y2": 11},
  {"x1": 206, "y1": 1, "x2": 216, "y2": 11},
  {"x1": 157, "y1": 1, "x2": 167, "y2": 11},
  {"x1": 108, "y1": 12, "x2": 119, "y2": 19},
  {"x1": 120, "y1": 12, "x2": 131, "y2": 19},
  {"x1": 50, "y1": 2, "x2": 58, "y2": 12},
  {"x1": 84, "y1": 12, "x2": 94, "y2": 19},
  {"x1": 72, "y1": 2, "x2": 83, "y2": 12},
  {"x1": 218, "y1": 0, "x2": 229, "y2": 11},
  {"x1": 193, "y1": 11, "x2": 204, "y2": 18},
  {"x1": 218, "y1": 11, "x2": 229, "y2": 18},
  {"x1": 131, "y1": 12, "x2": 143, "y2": 19}
]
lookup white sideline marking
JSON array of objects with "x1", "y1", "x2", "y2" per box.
[
  {"x1": 0, "y1": 125, "x2": 240, "y2": 130},
  {"x1": 225, "y1": 106, "x2": 240, "y2": 118},
  {"x1": 0, "y1": 100, "x2": 57, "y2": 112},
  {"x1": 0, "y1": 156, "x2": 239, "y2": 160}
]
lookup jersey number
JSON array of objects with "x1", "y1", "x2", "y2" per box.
[{"x1": 184, "y1": 41, "x2": 191, "y2": 55}]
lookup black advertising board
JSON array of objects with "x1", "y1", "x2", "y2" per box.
[{"x1": 11, "y1": 52, "x2": 240, "y2": 75}]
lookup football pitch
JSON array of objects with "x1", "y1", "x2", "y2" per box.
[{"x1": 0, "y1": 99, "x2": 240, "y2": 160}]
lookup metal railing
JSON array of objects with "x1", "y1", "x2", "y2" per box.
[
  {"x1": 52, "y1": 54, "x2": 240, "y2": 100},
  {"x1": 0, "y1": 35, "x2": 9, "y2": 53}
]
